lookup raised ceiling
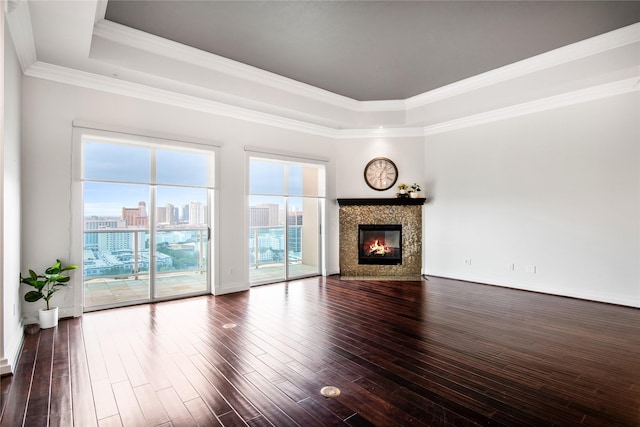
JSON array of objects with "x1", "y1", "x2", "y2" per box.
[
  {"x1": 7, "y1": 1, "x2": 639, "y2": 136},
  {"x1": 105, "y1": 1, "x2": 640, "y2": 101}
]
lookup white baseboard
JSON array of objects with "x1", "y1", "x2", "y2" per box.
[
  {"x1": 215, "y1": 280, "x2": 250, "y2": 295},
  {"x1": 0, "y1": 322, "x2": 25, "y2": 375}
]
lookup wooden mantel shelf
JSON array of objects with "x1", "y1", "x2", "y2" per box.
[{"x1": 337, "y1": 198, "x2": 426, "y2": 206}]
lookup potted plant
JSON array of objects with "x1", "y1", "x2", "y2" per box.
[
  {"x1": 397, "y1": 183, "x2": 408, "y2": 194},
  {"x1": 20, "y1": 259, "x2": 77, "y2": 329},
  {"x1": 409, "y1": 183, "x2": 422, "y2": 198}
]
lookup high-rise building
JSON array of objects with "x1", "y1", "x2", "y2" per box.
[
  {"x1": 97, "y1": 231, "x2": 133, "y2": 252},
  {"x1": 172, "y1": 206, "x2": 179, "y2": 225},
  {"x1": 249, "y1": 203, "x2": 280, "y2": 227},
  {"x1": 84, "y1": 218, "x2": 126, "y2": 230},
  {"x1": 287, "y1": 209, "x2": 303, "y2": 226},
  {"x1": 122, "y1": 201, "x2": 148, "y2": 227},
  {"x1": 156, "y1": 206, "x2": 167, "y2": 223},
  {"x1": 157, "y1": 203, "x2": 177, "y2": 224},
  {"x1": 189, "y1": 201, "x2": 205, "y2": 225},
  {"x1": 249, "y1": 205, "x2": 270, "y2": 227},
  {"x1": 84, "y1": 218, "x2": 127, "y2": 250}
]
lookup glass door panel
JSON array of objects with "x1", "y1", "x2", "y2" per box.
[
  {"x1": 82, "y1": 138, "x2": 215, "y2": 310},
  {"x1": 154, "y1": 186, "x2": 209, "y2": 298},
  {"x1": 287, "y1": 197, "x2": 320, "y2": 279},
  {"x1": 248, "y1": 157, "x2": 324, "y2": 285},
  {"x1": 83, "y1": 182, "x2": 150, "y2": 308},
  {"x1": 249, "y1": 195, "x2": 285, "y2": 284}
]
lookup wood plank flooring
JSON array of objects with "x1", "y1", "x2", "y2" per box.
[{"x1": 1, "y1": 275, "x2": 639, "y2": 426}]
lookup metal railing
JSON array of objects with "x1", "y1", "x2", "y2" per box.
[
  {"x1": 249, "y1": 225, "x2": 302, "y2": 269},
  {"x1": 83, "y1": 226, "x2": 208, "y2": 280}
]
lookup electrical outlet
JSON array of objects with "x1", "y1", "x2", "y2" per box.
[
  {"x1": 508, "y1": 263, "x2": 515, "y2": 271},
  {"x1": 464, "y1": 258, "x2": 472, "y2": 266},
  {"x1": 526, "y1": 265, "x2": 537, "y2": 274}
]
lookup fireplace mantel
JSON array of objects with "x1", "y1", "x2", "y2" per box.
[
  {"x1": 337, "y1": 198, "x2": 426, "y2": 206},
  {"x1": 338, "y1": 199, "x2": 424, "y2": 280}
]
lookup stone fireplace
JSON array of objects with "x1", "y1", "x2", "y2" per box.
[{"x1": 338, "y1": 198, "x2": 425, "y2": 280}]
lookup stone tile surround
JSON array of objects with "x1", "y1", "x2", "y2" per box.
[{"x1": 337, "y1": 198, "x2": 425, "y2": 280}]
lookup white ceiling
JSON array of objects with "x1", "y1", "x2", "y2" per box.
[
  {"x1": 104, "y1": 1, "x2": 640, "y2": 101},
  {"x1": 6, "y1": 1, "x2": 640, "y2": 137}
]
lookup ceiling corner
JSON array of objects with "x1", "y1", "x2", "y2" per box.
[{"x1": 5, "y1": 0, "x2": 36, "y2": 72}]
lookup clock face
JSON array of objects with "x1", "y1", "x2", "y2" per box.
[{"x1": 364, "y1": 157, "x2": 398, "y2": 191}]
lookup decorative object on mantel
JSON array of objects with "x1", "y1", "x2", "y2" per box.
[
  {"x1": 20, "y1": 259, "x2": 78, "y2": 329},
  {"x1": 396, "y1": 182, "x2": 409, "y2": 198},
  {"x1": 364, "y1": 157, "x2": 398, "y2": 191},
  {"x1": 409, "y1": 182, "x2": 422, "y2": 198}
]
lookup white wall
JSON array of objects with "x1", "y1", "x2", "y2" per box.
[
  {"x1": 1, "y1": 13, "x2": 24, "y2": 375},
  {"x1": 19, "y1": 69, "x2": 639, "y2": 325},
  {"x1": 20, "y1": 76, "x2": 427, "y2": 319},
  {"x1": 335, "y1": 136, "x2": 426, "y2": 198},
  {"x1": 20, "y1": 76, "x2": 346, "y2": 320},
  {"x1": 424, "y1": 93, "x2": 640, "y2": 307}
]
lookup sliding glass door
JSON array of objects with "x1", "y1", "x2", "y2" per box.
[
  {"x1": 248, "y1": 156, "x2": 325, "y2": 285},
  {"x1": 82, "y1": 137, "x2": 215, "y2": 310}
]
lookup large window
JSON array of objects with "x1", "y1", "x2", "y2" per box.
[
  {"x1": 78, "y1": 130, "x2": 217, "y2": 310},
  {"x1": 247, "y1": 153, "x2": 326, "y2": 285}
]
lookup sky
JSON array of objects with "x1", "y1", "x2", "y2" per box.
[
  {"x1": 83, "y1": 141, "x2": 210, "y2": 217},
  {"x1": 83, "y1": 142, "x2": 321, "y2": 217}
]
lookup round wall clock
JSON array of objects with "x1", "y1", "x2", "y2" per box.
[{"x1": 364, "y1": 157, "x2": 398, "y2": 191}]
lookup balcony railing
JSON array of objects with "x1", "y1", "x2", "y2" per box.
[
  {"x1": 249, "y1": 225, "x2": 302, "y2": 269},
  {"x1": 83, "y1": 226, "x2": 208, "y2": 280}
]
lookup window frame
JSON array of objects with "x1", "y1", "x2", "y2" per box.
[
  {"x1": 245, "y1": 147, "x2": 328, "y2": 284},
  {"x1": 71, "y1": 124, "x2": 220, "y2": 315}
]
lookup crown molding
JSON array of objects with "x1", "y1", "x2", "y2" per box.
[
  {"x1": 24, "y1": 62, "x2": 426, "y2": 139},
  {"x1": 93, "y1": 20, "x2": 639, "y2": 116},
  {"x1": 25, "y1": 61, "x2": 348, "y2": 138},
  {"x1": 358, "y1": 99, "x2": 407, "y2": 112},
  {"x1": 406, "y1": 22, "x2": 640, "y2": 110},
  {"x1": 423, "y1": 77, "x2": 640, "y2": 136},
  {"x1": 5, "y1": 0, "x2": 36, "y2": 72},
  {"x1": 92, "y1": 20, "x2": 368, "y2": 112},
  {"x1": 93, "y1": 0, "x2": 107, "y2": 23},
  {"x1": 24, "y1": 61, "x2": 638, "y2": 141},
  {"x1": 335, "y1": 126, "x2": 425, "y2": 139}
]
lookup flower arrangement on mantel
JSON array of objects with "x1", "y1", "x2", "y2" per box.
[{"x1": 398, "y1": 182, "x2": 423, "y2": 198}]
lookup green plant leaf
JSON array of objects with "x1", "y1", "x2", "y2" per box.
[
  {"x1": 24, "y1": 291, "x2": 43, "y2": 303},
  {"x1": 21, "y1": 259, "x2": 76, "y2": 306}
]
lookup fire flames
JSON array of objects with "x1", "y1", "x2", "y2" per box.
[{"x1": 368, "y1": 239, "x2": 391, "y2": 256}]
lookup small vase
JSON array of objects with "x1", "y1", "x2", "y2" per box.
[
  {"x1": 399, "y1": 189, "x2": 406, "y2": 194},
  {"x1": 39, "y1": 307, "x2": 59, "y2": 329}
]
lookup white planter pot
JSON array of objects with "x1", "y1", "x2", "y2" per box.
[
  {"x1": 39, "y1": 307, "x2": 59, "y2": 329},
  {"x1": 410, "y1": 192, "x2": 419, "y2": 198}
]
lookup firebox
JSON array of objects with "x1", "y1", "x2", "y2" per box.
[{"x1": 358, "y1": 224, "x2": 402, "y2": 265}]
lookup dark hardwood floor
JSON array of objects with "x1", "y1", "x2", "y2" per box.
[{"x1": 1, "y1": 275, "x2": 639, "y2": 426}]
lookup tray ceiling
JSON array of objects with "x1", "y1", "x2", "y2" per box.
[{"x1": 105, "y1": 1, "x2": 640, "y2": 101}]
